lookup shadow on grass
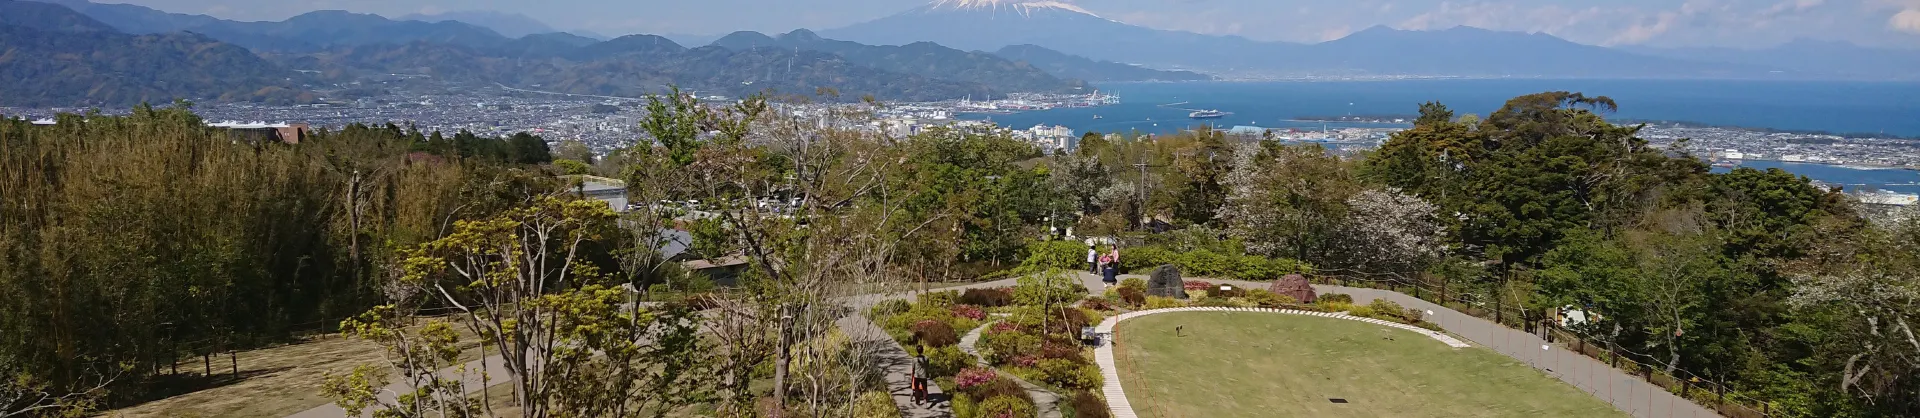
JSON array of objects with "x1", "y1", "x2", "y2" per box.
[{"x1": 110, "y1": 366, "x2": 297, "y2": 408}]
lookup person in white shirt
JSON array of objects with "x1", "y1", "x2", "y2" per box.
[{"x1": 1087, "y1": 244, "x2": 1099, "y2": 274}]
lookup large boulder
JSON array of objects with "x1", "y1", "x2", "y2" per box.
[
  {"x1": 1146, "y1": 264, "x2": 1187, "y2": 299},
  {"x1": 1270, "y1": 274, "x2": 1316, "y2": 303}
]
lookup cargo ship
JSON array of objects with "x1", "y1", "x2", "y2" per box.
[{"x1": 1189, "y1": 109, "x2": 1227, "y2": 119}]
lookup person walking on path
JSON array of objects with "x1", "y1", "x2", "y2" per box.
[
  {"x1": 1086, "y1": 244, "x2": 1099, "y2": 274},
  {"x1": 911, "y1": 348, "x2": 930, "y2": 405}
]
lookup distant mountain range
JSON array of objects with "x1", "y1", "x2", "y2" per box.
[
  {"x1": 12, "y1": 0, "x2": 1917, "y2": 108},
  {"x1": 1, "y1": 0, "x2": 1142, "y2": 106},
  {"x1": 822, "y1": 0, "x2": 1277, "y2": 72},
  {"x1": 0, "y1": 0, "x2": 311, "y2": 106},
  {"x1": 1627, "y1": 39, "x2": 1920, "y2": 80},
  {"x1": 397, "y1": 10, "x2": 554, "y2": 38},
  {"x1": 823, "y1": 0, "x2": 1918, "y2": 80}
]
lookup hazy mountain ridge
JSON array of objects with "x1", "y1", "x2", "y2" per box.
[
  {"x1": 992, "y1": 44, "x2": 1211, "y2": 82},
  {"x1": 1305, "y1": 25, "x2": 1765, "y2": 78},
  {"x1": 1627, "y1": 39, "x2": 1920, "y2": 80},
  {"x1": 823, "y1": 2, "x2": 1912, "y2": 80},
  {"x1": 277, "y1": 32, "x2": 1002, "y2": 102},
  {"x1": 820, "y1": 2, "x2": 1292, "y2": 71},
  {"x1": 0, "y1": 0, "x2": 312, "y2": 106},
  {"x1": 13, "y1": 0, "x2": 1069, "y2": 104},
  {"x1": 397, "y1": 10, "x2": 555, "y2": 38},
  {"x1": 711, "y1": 29, "x2": 1085, "y2": 94}
]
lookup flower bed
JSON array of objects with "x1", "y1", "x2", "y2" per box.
[
  {"x1": 977, "y1": 306, "x2": 1106, "y2": 393},
  {"x1": 868, "y1": 290, "x2": 989, "y2": 379}
]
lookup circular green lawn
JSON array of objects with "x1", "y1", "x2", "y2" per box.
[{"x1": 1114, "y1": 312, "x2": 1625, "y2": 418}]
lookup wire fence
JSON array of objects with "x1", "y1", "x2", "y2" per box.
[
  {"x1": 1111, "y1": 336, "x2": 1177, "y2": 418},
  {"x1": 1316, "y1": 277, "x2": 1774, "y2": 418}
]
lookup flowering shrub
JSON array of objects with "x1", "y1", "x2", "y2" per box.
[
  {"x1": 1183, "y1": 280, "x2": 1216, "y2": 291},
  {"x1": 981, "y1": 329, "x2": 1041, "y2": 364},
  {"x1": 962, "y1": 376, "x2": 1027, "y2": 403},
  {"x1": 990, "y1": 322, "x2": 1021, "y2": 334},
  {"x1": 956, "y1": 367, "x2": 998, "y2": 390},
  {"x1": 951, "y1": 304, "x2": 987, "y2": 321},
  {"x1": 1038, "y1": 341, "x2": 1087, "y2": 364},
  {"x1": 1011, "y1": 354, "x2": 1040, "y2": 368}
]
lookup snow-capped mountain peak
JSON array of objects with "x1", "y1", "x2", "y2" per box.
[{"x1": 925, "y1": 0, "x2": 1099, "y2": 18}]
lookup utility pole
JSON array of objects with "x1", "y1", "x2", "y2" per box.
[{"x1": 1131, "y1": 151, "x2": 1168, "y2": 231}]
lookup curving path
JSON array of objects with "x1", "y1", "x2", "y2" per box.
[{"x1": 956, "y1": 319, "x2": 1064, "y2": 418}]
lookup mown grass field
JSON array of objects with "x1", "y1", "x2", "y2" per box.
[{"x1": 1115, "y1": 312, "x2": 1625, "y2": 418}]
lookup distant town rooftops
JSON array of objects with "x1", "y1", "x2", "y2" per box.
[{"x1": 206, "y1": 121, "x2": 302, "y2": 129}]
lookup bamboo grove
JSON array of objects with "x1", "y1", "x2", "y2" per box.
[{"x1": 0, "y1": 104, "x2": 555, "y2": 409}]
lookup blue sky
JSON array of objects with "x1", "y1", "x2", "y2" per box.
[{"x1": 104, "y1": 0, "x2": 1920, "y2": 48}]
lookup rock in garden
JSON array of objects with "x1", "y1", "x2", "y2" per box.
[
  {"x1": 1270, "y1": 274, "x2": 1316, "y2": 303},
  {"x1": 1146, "y1": 264, "x2": 1187, "y2": 299}
]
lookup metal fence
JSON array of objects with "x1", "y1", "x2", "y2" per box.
[{"x1": 1314, "y1": 281, "x2": 1768, "y2": 418}]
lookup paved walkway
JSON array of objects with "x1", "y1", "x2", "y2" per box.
[
  {"x1": 839, "y1": 315, "x2": 953, "y2": 418},
  {"x1": 956, "y1": 319, "x2": 1063, "y2": 418}
]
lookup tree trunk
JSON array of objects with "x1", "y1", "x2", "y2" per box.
[{"x1": 772, "y1": 305, "x2": 789, "y2": 417}]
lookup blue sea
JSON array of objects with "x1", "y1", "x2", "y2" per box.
[
  {"x1": 1716, "y1": 161, "x2": 1920, "y2": 194},
  {"x1": 965, "y1": 79, "x2": 1920, "y2": 194}
]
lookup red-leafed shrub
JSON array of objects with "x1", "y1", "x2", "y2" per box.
[
  {"x1": 1039, "y1": 342, "x2": 1089, "y2": 364},
  {"x1": 989, "y1": 322, "x2": 1021, "y2": 334},
  {"x1": 960, "y1": 288, "x2": 1014, "y2": 307},
  {"x1": 913, "y1": 320, "x2": 959, "y2": 348},
  {"x1": 951, "y1": 304, "x2": 987, "y2": 321},
  {"x1": 962, "y1": 376, "x2": 1027, "y2": 402},
  {"x1": 1011, "y1": 354, "x2": 1040, "y2": 368},
  {"x1": 956, "y1": 367, "x2": 998, "y2": 390},
  {"x1": 1183, "y1": 280, "x2": 1215, "y2": 291}
]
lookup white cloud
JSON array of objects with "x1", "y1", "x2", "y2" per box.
[
  {"x1": 1894, "y1": 8, "x2": 1920, "y2": 33},
  {"x1": 1606, "y1": 11, "x2": 1680, "y2": 45}
]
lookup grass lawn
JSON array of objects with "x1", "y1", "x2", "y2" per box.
[
  {"x1": 1115, "y1": 312, "x2": 1625, "y2": 418},
  {"x1": 102, "y1": 318, "x2": 490, "y2": 418}
]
